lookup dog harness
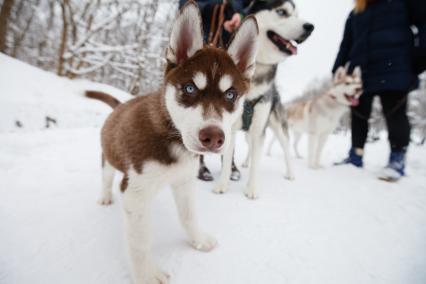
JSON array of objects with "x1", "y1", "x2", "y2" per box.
[
  {"x1": 242, "y1": 64, "x2": 279, "y2": 131},
  {"x1": 242, "y1": 96, "x2": 263, "y2": 131},
  {"x1": 242, "y1": 89, "x2": 281, "y2": 131}
]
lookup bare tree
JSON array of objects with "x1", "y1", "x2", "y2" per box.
[
  {"x1": 0, "y1": 0, "x2": 15, "y2": 52},
  {"x1": 57, "y1": 0, "x2": 69, "y2": 75},
  {"x1": 3, "y1": 0, "x2": 178, "y2": 92}
]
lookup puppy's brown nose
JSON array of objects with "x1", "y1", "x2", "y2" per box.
[{"x1": 199, "y1": 126, "x2": 224, "y2": 151}]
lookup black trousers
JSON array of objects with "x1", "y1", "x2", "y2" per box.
[{"x1": 351, "y1": 91, "x2": 411, "y2": 151}]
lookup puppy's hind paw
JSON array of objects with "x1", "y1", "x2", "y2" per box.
[
  {"x1": 190, "y1": 233, "x2": 217, "y2": 252},
  {"x1": 98, "y1": 193, "x2": 113, "y2": 205},
  {"x1": 151, "y1": 269, "x2": 170, "y2": 284},
  {"x1": 244, "y1": 188, "x2": 259, "y2": 200}
]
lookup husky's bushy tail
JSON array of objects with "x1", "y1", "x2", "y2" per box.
[{"x1": 287, "y1": 77, "x2": 333, "y2": 106}]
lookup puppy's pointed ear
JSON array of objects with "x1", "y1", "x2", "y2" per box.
[
  {"x1": 166, "y1": 1, "x2": 204, "y2": 65},
  {"x1": 334, "y1": 66, "x2": 347, "y2": 83},
  {"x1": 352, "y1": 66, "x2": 362, "y2": 79},
  {"x1": 227, "y1": 16, "x2": 259, "y2": 79}
]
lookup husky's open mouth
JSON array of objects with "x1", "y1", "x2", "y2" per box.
[
  {"x1": 345, "y1": 94, "x2": 360, "y2": 106},
  {"x1": 267, "y1": 30, "x2": 298, "y2": 55}
]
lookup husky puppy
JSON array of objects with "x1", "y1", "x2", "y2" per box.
[
  {"x1": 214, "y1": 0, "x2": 314, "y2": 199},
  {"x1": 285, "y1": 66, "x2": 363, "y2": 168},
  {"x1": 86, "y1": 2, "x2": 259, "y2": 283}
]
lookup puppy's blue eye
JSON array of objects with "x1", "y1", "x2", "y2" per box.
[
  {"x1": 224, "y1": 89, "x2": 237, "y2": 101},
  {"x1": 276, "y1": 9, "x2": 288, "y2": 17},
  {"x1": 183, "y1": 83, "x2": 196, "y2": 95}
]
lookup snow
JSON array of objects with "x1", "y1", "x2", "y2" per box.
[
  {"x1": 1, "y1": 5, "x2": 426, "y2": 282},
  {"x1": 0, "y1": 54, "x2": 130, "y2": 132}
]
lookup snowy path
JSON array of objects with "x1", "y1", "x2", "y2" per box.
[{"x1": 1, "y1": 128, "x2": 426, "y2": 284}]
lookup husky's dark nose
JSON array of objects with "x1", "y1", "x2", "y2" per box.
[
  {"x1": 199, "y1": 126, "x2": 224, "y2": 151},
  {"x1": 303, "y1": 23, "x2": 315, "y2": 33}
]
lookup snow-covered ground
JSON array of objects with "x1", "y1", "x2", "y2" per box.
[{"x1": 1, "y1": 41, "x2": 426, "y2": 284}]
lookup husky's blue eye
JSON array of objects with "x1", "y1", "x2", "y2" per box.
[
  {"x1": 276, "y1": 8, "x2": 288, "y2": 17},
  {"x1": 183, "y1": 83, "x2": 197, "y2": 95},
  {"x1": 224, "y1": 89, "x2": 237, "y2": 101}
]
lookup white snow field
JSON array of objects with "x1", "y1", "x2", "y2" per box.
[{"x1": 1, "y1": 40, "x2": 426, "y2": 284}]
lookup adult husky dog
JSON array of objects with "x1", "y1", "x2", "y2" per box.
[
  {"x1": 86, "y1": 2, "x2": 259, "y2": 283},
  {"x1": 268, "y1": 66, "x2": 363, "y2": 169},
  {"x1": 213, "y1": 0, "x2": 314, "y2": 199}
]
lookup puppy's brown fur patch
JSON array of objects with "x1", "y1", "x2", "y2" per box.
[{"x1": 101, "y1": 92, "x2": 182, "y2": 179}]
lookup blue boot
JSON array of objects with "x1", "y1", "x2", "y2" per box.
[
  {"x1": 378, "y1": 149, "x2": 407, "y2": 182},
  {"x1": 334, "y1": 148, "x2": 364, "y2": 168}
]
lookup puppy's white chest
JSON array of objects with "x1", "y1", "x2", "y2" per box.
[{"x1": 129, "y1": 144, "x2": 198, "y2": 189}]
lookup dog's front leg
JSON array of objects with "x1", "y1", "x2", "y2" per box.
[
  {"x1": 266, "y1": 135, "x2": 275, "y2": 156},
  {"x1": 269, "y1": 115, "x2": 295, "y2": 180},
  {"x1": 123, "y1": 183, "x2": 169, "y2": 284},
  {"x1": 308, "y1": 133, "x2": 319, "y2": 169},
  {"x1": 242, "y1": 132, "x2": 251, "y2": 168},
  {"x1": 172, "y1": 179, "x2": 217, "y2": 251},
  {"x1": 293, "y1": 131, "x2": 303, "y2": 159},
  {"x1": 213, "y1": 130, "x2": 236, "y2": 194},
  {"x1": 244, "y1": 132, "x2": 264, "y2": 199},
  {"x1": 313, "y1": 134, "x2": 328, "y2": 169}
]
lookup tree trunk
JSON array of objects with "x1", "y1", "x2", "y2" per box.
[
  {"x1": 0, "y1": 0, "x2": 15, "y2": 53},
  {"x1": 57, "y1": 0, "x2": 69, "y2": 76}
]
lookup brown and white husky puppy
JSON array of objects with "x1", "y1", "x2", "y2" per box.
[
  {"x1": 86, "y1": 2, "x2": 259, "y2": 283},
  {"x1": 284, "y1": 66, "x2": 363, "y2": 168}
]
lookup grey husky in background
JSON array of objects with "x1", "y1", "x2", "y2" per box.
[
  {"x1": 267, "y1": 66, "x2": 363, "y2": 169},
  {"x1": 214, "y1": 0, "x2": 314, "y2": 199}
]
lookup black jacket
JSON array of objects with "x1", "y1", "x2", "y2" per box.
[
  {"x1": 179, "y1": 0, "x2": 252, "y2": 45},
  {"x1": 333, "y1": 0, "x2": 426, "y2": 93}
]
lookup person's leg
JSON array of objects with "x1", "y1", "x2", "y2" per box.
[
  {"x1": 198, "y1": 155, "x2": 213, "y2": 181},
  {"x1": 335, "y1": 93, "x2": 374, "y2": 167},
  {"x1": 230, "y1": 153, "x2": 241, "y2": 181},
  {"x1": 378, "y1": 91, "x2": 410, "y2": 181},
  {"x1": 351, "y1": 92, "x2": 374, "y2": 149},
  {"x1": 379, "y1": 91, "x2": 410, "y2": 151}
]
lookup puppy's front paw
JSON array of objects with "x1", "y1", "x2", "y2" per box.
[
  {"x1": 309, "y1": 164, "x2": 322, "y2": 170},
  {"x1": 98, "y1": 193, "x2": 113, "y2": 205},
  {"x1": 244, "y1": 188, "x2": 259, "y2": 200},
  {"x1": 144, "y1": 270, "x2": 169, "y2": 284},
  {"x1": 285, "y1": 173, "x2": 295, "y2": 181},
  {"x1": 190, "y1": 233, "x2": 217, "y2": 252},
  {"x1": 213, "y1": 184, "x2": 228, "y2": 194}
]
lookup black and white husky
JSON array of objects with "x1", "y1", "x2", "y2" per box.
[{"x1": 214, "y1": 0, "x2": 314, "y2": 199}]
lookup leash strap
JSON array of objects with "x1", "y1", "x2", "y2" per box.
[
  {"x1": 208, "y1": 1, "x2": 228, "y2": 47},
  {"x1": 352, "y1": 94, "x2": 409, "y2": 121}
]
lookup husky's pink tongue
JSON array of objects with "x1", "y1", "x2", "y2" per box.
[
  {"x1": 275, "y1": 35, "x2": 298, "y2": 55},
  {"x1": 351, "y1": 97, "x2": 360, "y2": 106},
  {"x1": 288, "y1": 44, "x2": 297, "y2": 55}
]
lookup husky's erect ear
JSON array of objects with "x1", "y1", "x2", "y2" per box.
[
  {"x1": 166, "y1": 1, "x2": 204, "y2": 65},
  {"x1": 344, "y1": 62, "x2": 351, "y2": 72},
  {"x1": 334, "y1": 66, "x2": 347, "y2": 83},
  {"x1": 227, "y1": 16, "x2": 259, "y2": 78},
  {"x1": 352, "y1": 66, "x2": 362, "y2": 79}
]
